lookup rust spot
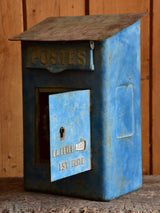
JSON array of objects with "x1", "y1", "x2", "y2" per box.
[
  {"x1": 76, "y1": 117, "x2": 79, "y2": 123},
  {"x1": 125, "y1": 83, "x2": 130, "y2": 87},
  {"x1": 120, "y1": 132, "x2": 124, "y2": 136},
  {"x1": 71, "y1": 106, "x2": 75, "y2": 111},
  {"x1": 80, "y1": 111, "x2": 84, "y2": 115},
  {"x1": 109, "y1": 51, "x2": 112, "y2": 66}
]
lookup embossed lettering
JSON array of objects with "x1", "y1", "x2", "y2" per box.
[
  {"x1": 68, "y1": 50, "x2": 75, "y2": 65},
  {"x1": 31, "y1": 47, "x2": 39, "y2": 64},
  {"x1": 30, "y1": 47, "x2": 87, "y2": 67},
  {"x1": 71, "y1": 157, "x2": 84, "y2": 167},
  {"x1": 59, "y1": 161, "x2": 68, "y2": 171},
  {"x1": 52, "y1": 149, "x2": 59, "y2": 158},
  {"x1": 50, "y1": 50, "x2": 58, "y2": 65},
  {"x1": 60, "y1": 50, "x2": 66, "y2": 65},
  {"x1": 60, "y1": 145, "x2": 74, "y2": 156},
  {"x1": 77, "y1": 50, "x2": 86, "y2": 65},
  {"x1": 75, "y1": 140, "x2": 86, "y2": 151},
  {"x1": 40, "y1": 49, "x2": 50, "y2": 65}
]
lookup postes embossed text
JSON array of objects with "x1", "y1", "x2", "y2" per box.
[{"x1": 31, "y1": 47, "x2": 86, "y2": 66}]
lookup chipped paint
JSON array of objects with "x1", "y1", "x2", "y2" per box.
[
  {"x1": 49, "y1": 90, "x2": 91, "y2": 181},
  {"x1": 21, "y1": 20, "x2": 142, "y2": 201}
]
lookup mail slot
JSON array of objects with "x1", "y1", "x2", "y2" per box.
[{"x1": 10, "y1": 13, "x2": 146, "y2": 201}]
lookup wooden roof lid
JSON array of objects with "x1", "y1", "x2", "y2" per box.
[{"x1": 10, "y1": 13, "x2": 146, "y2": 41}]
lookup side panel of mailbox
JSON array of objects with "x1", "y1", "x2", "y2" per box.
[{"x1": 101, "y1": 21, "x2": 142, "y2": 200}]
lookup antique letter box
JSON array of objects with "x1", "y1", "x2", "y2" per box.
[{"x1": 10, "y1": 13, "x2": 145, "y2": 201}]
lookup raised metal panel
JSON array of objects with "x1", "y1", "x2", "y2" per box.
[
  {"x1": 25, "y1": 43, "x2": 94, "y2": 73},
  {"x1": 49, "y1": 90, "x2": 91, "y2": 182},
  {"x1": 116, "y1": 84, "x2": 134, "y2": 138}
]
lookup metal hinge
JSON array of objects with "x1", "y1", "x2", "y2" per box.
[{"x1": 90, "y1": 41, "x2": 94, "y2": 70}]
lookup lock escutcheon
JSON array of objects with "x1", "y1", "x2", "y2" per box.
[{"x1": 59, "y1": 127, "x2": 65, "y2": 140}]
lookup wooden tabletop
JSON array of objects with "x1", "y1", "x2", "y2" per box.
[{"x1": 0, "y1": 176, "x2": 160, "y2": 213}]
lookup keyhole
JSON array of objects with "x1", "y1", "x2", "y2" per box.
[{"x1": 59, "y1": 127, "x2": 65, "y2": 140}]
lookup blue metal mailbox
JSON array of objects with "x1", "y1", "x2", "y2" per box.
[{"x1": 10, "y1": 13, "x2": 146, "y2": 201}]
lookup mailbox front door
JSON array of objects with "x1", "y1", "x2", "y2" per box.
[{"x1": 49, "y1": 90, "x2": 91, "y2": 182}]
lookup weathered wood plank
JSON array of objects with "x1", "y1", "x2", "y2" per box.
[
  {"x1": 59, "y1": 0, "x2": 85, "y2": 16},
  {"x1": 25, "y1": 0, "x2": 85, "y2": 29},
  {"x1": 0, "y1": 0, "x2": 23, "y2": 177},
  {"x1": 89, "y1": 0, "x2": 151, "y2": 175},
  {"x1": 25, "y1": 0, "x2": 60, "y2": 29},
  {"x1": 0, "y1": 176, "x2": 160, "y2": 212},
  {"x1": 141, "y1": 80, "x2": 150, "y2": 175},
  {"x1": 152, "y1": 0, "x2": 160, "y2": 174},
  {"x1": 10, "y1": 13, "x2": 146, "y2": 41}
]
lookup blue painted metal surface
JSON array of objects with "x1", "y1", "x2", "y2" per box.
[
  {"x1": 116, "y1": 84, "x2": 134, "y2": 139},
  {"x1": 49, "y1": 90, "x2": 91, "y2": 181},
  {"x1": 21, "y1": 20, "x2": 142, "y2": 201}
]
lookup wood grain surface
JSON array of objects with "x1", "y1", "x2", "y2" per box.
[
  {"x1": 89, "y1": 0, "x2": 151, "y2": 175},
  {"x1": 152, "y1": 0, "x2": 160, "y2": 174},
  {"x1": 25, "y1": 0, "x2": 85, "y2": 29},
  {"x1": 10, "y1": 13, "x2": 146, "y2": 41},
  {"x1": 0, "y1": 176, "x2": 160, "y2": 212},
  {"x1": 0, "y1": 0, "x2": 24, "y2": 177}
]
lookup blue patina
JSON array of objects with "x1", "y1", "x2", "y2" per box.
[
  {"x1": 49, "y1": 90, "x2": 91, "y2": 181},
  {"x1": 21, "y1": 20, "x2": 142, "y2": 200}
]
